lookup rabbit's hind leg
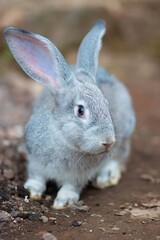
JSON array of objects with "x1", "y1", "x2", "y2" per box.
[
  {"x1": 92, "y1": 160, "x2": 121, "y2": 189},
  {"x1": 92, "y1": 138, "x2": 131, "y2": 189}
]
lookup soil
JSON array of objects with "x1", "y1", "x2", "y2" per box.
[{"x1": 0, "y1": 1, "x2": 160, "y2": 240}]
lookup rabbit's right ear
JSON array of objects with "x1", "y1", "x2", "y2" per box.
[
  {"x1": 4, "y1": 27, "x2": 75, "y2": 94},
  {"x1": 76, "y1": 20, "x2": 106, "y2": 84}
]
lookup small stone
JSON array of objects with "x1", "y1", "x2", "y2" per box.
[
  {"x1": 45, "y1": 195, "x2": 52, "y2": 201},
  {"x1": 42, "y1": 232, "x2": 57, "y2": 240},
  {"x1": 97, "y1": 227, "x2": 106, "y2": 232},
  {"x1": 108, "y1": 202, "x2": 114, "y2": 206},
  {"x1": 10, "y1": 210, "x2": 29, "y2": 219},
  {"x1": 40, "y1": 215, "x2": 49, "y2": 223},
  {"x1": 24, "y1": 196, "x2": 29, "y2": 203},
  {"x1": 13, "y1": 217, "x2": 22, "y2": 223},
  {"x1": 3, "y1": 169, "x2": 14, "y2": 180},
  {"x1": 41, "y1": 205, "x2": 49, "y2": 213},
  {"x1": 112, "y1": 226, "x2": 120, "y2": 231},
  {"x1": 28, "y1": 212, "x2": 40, "y2": 221},
  {"x1": 48, "y1": 217, "x2": 56, "y2": 223},
  {"x1": 75, "y1": 200, "x2": 84, "y2": 207},
  {"x1": 100, "y1": 219, "x2": 105, "y2": 222},
  {"x1": 115, "y1": 210, "x2": 128, "y2": 216},
  {"x1": 0, "y1": 210, "x2": 11, "y2": 222},
  {"x1": 119, "y1": 204, "x2": 126, "y2": 209},
  {"x1": 19, "y1": 206, "x2": 23, "y2": 211},
  {"x1": 142, "y1": 221, "x2": 147, "y2": 224},
  {"x1": 72, "y1": 201, "x2": 90, "y2": 212},
  {"x1": 91, "y1": 213, "x2": 102, "y2": 218},
  {"x1": 72, "y1": 220, "x2": 83, "y2": 227}
]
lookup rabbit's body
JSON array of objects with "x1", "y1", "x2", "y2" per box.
[{"x1": 4, "y1": 20, "x2": 136, "y2": 209}]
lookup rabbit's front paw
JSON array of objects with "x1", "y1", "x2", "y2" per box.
[
  {"x1": 53, "y1": 185, "x2": 79, "y2": 209},
  {"x1": 24, "y1": 179, "x2": 46, "y2": 200},
  {"x1": 93, "y1": 160, "x2": 121, "y2": 189}
]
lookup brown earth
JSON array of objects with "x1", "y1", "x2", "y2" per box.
[{"x1": 0, "y1": 1, "x2": 160, "y2": 240}]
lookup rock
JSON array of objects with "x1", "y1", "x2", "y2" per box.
[
  {"x1": 0, "y1": 210, "x2": 11, "y2": 222},
  {"x1": 42, "y1": 232, "x2": 57, "y2": 240},
  {"x1": 72, "y1": 201, "x2": 90, "y2": 212},
  {"x1": 72, "y1": 220, "x2": 83, "y2": 227},
  {"x1": 45, "y1": 195, "x2": 52, "y2": 201},
  {"x1": 48, "y1": 217, "x2": 56, "y2": 224},
  {"x1": 13, "y1": 217, "x2": 23, "y2": 223},
  {"x1": 3, "y1": 169, "x2": 14, "y2": 180},
  {"x1": 39, "y1": 215, "x2": 49, "y2": 223},
  {"x1": 28, "y1": 212, "x2": 40, "y2": 221},
  {"x1": 10, "y1": 210, "x2": 29, "y2": 219}
]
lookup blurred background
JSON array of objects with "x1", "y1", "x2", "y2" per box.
[{"x1": 0, "y1": 1, "x2": 160, "y2": 239}]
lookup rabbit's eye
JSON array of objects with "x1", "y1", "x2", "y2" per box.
[{"x1": 77, "y1": 105, "x2": 85, "y2": 118}]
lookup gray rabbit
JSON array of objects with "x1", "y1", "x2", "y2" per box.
[{"x1": 4, "y1": 20, "x2": 136, "y2": 209}]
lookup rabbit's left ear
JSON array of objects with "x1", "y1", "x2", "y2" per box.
[
  {"x1": 76, "y1": 20, "x2": 106, "y2": 84},
  {"x1": 4, "y1": 27, "x2": 75, "y2": 94}
]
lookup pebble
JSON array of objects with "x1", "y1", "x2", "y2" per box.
[
  {"x1": 41, "y1": 205, "x2": 49, "y2": 213},
  {"x1": 13, "y1": 217, "x2": 23, "y2": 223},
  {"x1": 24, "y1": 196, "x2": 29, "y2": 203},
  {"x1": 19, "y1": 206, "x2": 23, "y2": 211},
  {"x1": 28, "y1": 212, "x2": 40, "y2": 221},
  {"x1": 40, "y1": 215, "x2": 49, "y2": 223},
  {"x1": 42, "y1": 232, "x2": 57, "y2": 240},
  {"x1": 3, "y1": 169, "x2": 14, "y2": 180},
  {"x1": 0, "y1": 210, "x2": 11, "y2": 222},
  {"x1": 10, "y1": 210, "x2": 29, "y2": 219},
  {"x1": 72, "y1": 201, "x2": 90, "y2": 212},
  {"x1": 45, "y1": 195, "x2": 52, "y2": 201},
  {"x1": 48, "y1": 217, "x2": 56, "y2": 224},
  {"x1": 72, "y1": 220, "x2": 83, "y2": 227},
  {"x1": 112, "y1": 226, "x2": 120, "y2": 231},
  {"x1": 91, "y1": 213, "x2": 102, "y2": 218}
]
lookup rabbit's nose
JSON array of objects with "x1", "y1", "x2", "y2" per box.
[{"x1": 102, "y1": 142, "x2": 114, "y2": 151}]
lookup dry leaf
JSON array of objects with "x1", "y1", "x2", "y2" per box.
[
  {"x1": 142, "y1": 199, "x2": 160, "y2": 208},
  {"x1": 130, "y1": 207, "x2": 160, "y2": 219}
]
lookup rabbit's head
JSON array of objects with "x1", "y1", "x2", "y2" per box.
[{"x1": 4, "y1": 20, "x2": 115, "y2": 154}]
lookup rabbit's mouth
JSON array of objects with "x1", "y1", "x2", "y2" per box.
[
  {"x1": 77, "y1": 135, "x2": 115, "y2": 155},
  {"x1": 78, "y1": 144, "x2": 113, "y2": 155}
]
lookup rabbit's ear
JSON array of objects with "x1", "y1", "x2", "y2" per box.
[
  {"x1": 4, "y1": 27, "x2": 74, "y2": 93},
  {"x1": 76, "y1": 20, "x2": 106, "y2": 84}
]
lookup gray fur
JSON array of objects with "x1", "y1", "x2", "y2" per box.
[
  {"x1": 76, "y1": 20, "x2": 106, "y2": 83},
  {"x1": 4, "y1": 20, "x2": 136, "y2": 208}
]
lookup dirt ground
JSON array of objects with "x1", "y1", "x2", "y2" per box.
[{"x1": 0, "y1": 1, "x2": 160, "y2": 240}]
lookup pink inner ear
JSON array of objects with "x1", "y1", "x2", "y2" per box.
[{"x1": 9, "y1": 32, "x2": 60, "y2": 90}]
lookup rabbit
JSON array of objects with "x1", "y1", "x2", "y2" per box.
[{"x1": 4, "y1": 20, "x2": 136, "y2": 209}]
